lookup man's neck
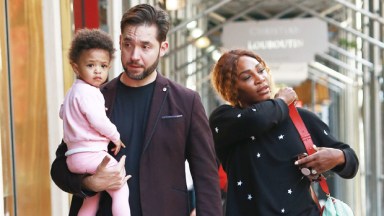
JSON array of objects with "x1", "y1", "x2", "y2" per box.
[{"x1": 120, "y1": 71, "x2": 157, "y2": 87}]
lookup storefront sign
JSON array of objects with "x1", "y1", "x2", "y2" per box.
[{"x1": 222, "y1": 18, "x2": 328, "y2": 63}]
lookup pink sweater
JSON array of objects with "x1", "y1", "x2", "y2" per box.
[{"x1": 60, "y1": 79, "x2": 120, "y2": 155}]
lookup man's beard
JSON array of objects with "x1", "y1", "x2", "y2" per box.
[{"x1": 123, "y1": 54, "x2": 160, "y2": 80}]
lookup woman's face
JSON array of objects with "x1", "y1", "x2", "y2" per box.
[{"x1": 236, "y1": 55, "x2": 271, "y2": 107}]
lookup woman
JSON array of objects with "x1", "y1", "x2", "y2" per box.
[{"x1": 209, "y1": 49, "x2": 359, "y2": 215}]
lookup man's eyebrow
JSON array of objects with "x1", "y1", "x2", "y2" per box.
[
  {"x1": 122, "y1": 36, "x2": 133, "y2": 42},
  {"x1": 122, "y1": 36, "x2": 151, "y2": 45},
  {"x1": 141, "y1": 41, "x2": 151, "y2": 45}
]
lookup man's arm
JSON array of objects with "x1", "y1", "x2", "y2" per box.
[
  {"x1": 187, "y1": 93, "x2": 223, "y2": 216},
  {"x1": 50, "y1": 140, "x2": 92, "y2": 198},
  {"x1": 82, "y1": 155, "x2": 131, "y2": 192},
  {"x1": 50, "y1": 140, "x2": 130, "y2": 197}
]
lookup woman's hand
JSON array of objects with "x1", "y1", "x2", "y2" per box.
[
  {"x1": 274, "y1": 87, "x2": 297, "y2": 105},
  {"x1": 295, "y1": 145, "x2": 345, "y2": 176}
]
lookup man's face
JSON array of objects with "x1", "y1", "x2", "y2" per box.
[{"x1": 120, "y1": 24, "x2": 168, "y2": 81}]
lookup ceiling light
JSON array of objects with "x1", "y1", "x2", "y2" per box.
[
  {"x1": 190, "y1": 28, "x2": 203, "y2": 38},
  {"x1": 205, "y1": 45, "x2": 216, "y2": 53},
  {"x1": 164, "y1": 0, "x2": 185, "y2": 11},
  {"x1": 195, "y1": 37, "x2": 211, "y2": 49},
  {"x1": 186, "y1": 21, "x2": 197, "y2": 29},
  {"x1": 211, "y1": 50, "x2": 222, "y2": 61}
]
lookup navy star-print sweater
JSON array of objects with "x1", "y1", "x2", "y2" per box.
[{"x1": 209, "y1": 99, "x2": 359, "y2": 216}]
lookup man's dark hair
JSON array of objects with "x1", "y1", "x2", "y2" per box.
[
  {"x1": 120, "y1": 4, "x2": 170, "y2": 42},
  {"x1": 68, "y1": 28, "x2": 115, "y2": 63}
]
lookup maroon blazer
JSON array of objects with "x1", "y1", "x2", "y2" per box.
[{"x1": 51, "y1": 72, "x2": 223, "y2": 216}]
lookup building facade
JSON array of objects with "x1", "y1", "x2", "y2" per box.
[{"x1": 0, "y1": 0, "x2": 383, "y2": 215}]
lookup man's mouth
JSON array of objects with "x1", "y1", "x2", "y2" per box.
[{"x1": 128, "y1": 63, "x2": 143, "y2": 68}]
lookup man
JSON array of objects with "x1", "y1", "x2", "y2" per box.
[{"x1": 51, "y1": 4, "x2": 223, "y2": 216}]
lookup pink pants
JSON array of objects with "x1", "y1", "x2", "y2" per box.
[{"x1": 67, "y1": 151, "x2": 130, "y2": 216}]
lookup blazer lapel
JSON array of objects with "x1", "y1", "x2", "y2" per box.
[
  {"x1": 143, "y1": 73, "x2": 169, "y2": 152},
  {"x1": 102, "y1": 74, "x2": 121, "y2": 118}
]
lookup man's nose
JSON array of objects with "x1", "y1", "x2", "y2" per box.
[{"x1": 130, "y1": 47, "x2": 140, "y2": 61}]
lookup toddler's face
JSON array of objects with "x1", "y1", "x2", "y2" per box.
[{"x1": 72, "y1": 48, "x2": 111, "y2": 87}]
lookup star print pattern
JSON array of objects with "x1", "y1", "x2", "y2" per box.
[
  {"x1": 209, "y1": 102, "x2": 357, "y2": 215},
  {"x1": 224, "y1": 127, "x2": 298, "y2": 213}
]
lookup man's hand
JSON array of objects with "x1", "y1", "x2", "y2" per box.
[{"x1": 83, "y1": 155, "x2": 131, "y2": 192}]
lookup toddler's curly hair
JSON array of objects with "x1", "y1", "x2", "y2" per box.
[{"x1": 68, "y1": 28, "x2": 115, "y2": 63}]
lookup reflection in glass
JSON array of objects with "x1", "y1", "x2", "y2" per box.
[{"x1": 7, "y1": 0, "x2": 51, "y2": 215}]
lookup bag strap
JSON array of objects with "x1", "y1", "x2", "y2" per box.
[
  {"x1": 288, "y1": 103, "x2": 330, "y2": 196},
  {"x1": 310, "y1": 184, "x2": 322, "y2": 210}
]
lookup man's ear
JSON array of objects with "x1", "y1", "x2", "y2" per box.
[
  {"x1": 159, "y1": 41, "x2": 169, "y2": 57},
  {"x1": 119, "y1": 35, "x2": 122, "y2": 50}
]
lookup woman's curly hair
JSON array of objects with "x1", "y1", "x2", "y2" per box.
[{"x1": 210, "y1": 49, "x2": 271, "y2": 106}]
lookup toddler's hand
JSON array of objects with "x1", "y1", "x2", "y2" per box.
[{"x1": 111, "y1": 139, "x2": 126, "y2": 155}]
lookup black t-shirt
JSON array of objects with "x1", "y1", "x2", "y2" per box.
[{"x1": 98, "y1": 80, "x2": 154, "y2": 216}]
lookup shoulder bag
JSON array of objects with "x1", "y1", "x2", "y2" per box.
[{"x1": 288, "y1": 103, "x2": 354, "y2": 216}]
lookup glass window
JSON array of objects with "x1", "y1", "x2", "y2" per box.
[
  {"x1": 6, "y1": 0, "x2": 51, "y2": 215},
  {"x1": 0, "y1": 2, "x2": 15, "y2": 215}
]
